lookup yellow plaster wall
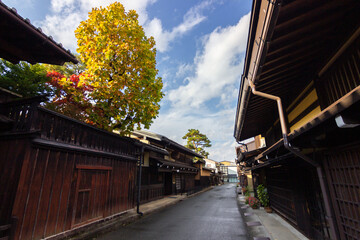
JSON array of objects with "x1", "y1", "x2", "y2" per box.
[
  {"x1": 220, "y1": 161, "x2": 233, "y2": 166},
  {"x1": 288, "y1": 89, "x2": 318, "y2": 123},
  {"x1": 201, "y1": 169, "x2": 211, "y2": 177},
  {"x1": 287, "y1": 82, "x2": 321, "y2": 133},
  {"x1": 290, "y1": 106, "x2": 321, "y2": 132}
]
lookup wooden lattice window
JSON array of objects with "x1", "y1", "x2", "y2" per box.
[{"x1": 324, "y1": 146, "x2": 360, "y2": 240}]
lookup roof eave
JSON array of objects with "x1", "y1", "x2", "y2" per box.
[
  {"x1": 0, "y1": 2, "x2": 78, "y2": 65},
  {"x1": 234, "y1": 0, "x2": 281, "y2": 141}
]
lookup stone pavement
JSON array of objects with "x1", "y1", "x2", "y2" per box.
[{"x1": 237, "y1": 194, "x2": 309, "y2": 240}]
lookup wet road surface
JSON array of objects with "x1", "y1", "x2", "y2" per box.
[{"x1": 98, "y1": 184, "x2": 249, "y2": 240}]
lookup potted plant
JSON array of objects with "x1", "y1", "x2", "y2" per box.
[
  {"x1": 257, "y1": 184, "x2": 272, "y2": 213},
  {"x1": 248, "y1": 196, "x2": 260, "y2": 209}
]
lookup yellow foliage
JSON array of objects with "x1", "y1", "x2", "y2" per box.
[{"x1": 74, "y1": 2, "x2": 164, "y2": 133}]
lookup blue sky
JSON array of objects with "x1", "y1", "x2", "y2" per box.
[{"x1": 4, "y1": 0, "x2": 252, "y2": 162}]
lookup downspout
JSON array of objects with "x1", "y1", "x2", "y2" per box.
[
  {"x1": 248, "y1": 79, "x2": 338, "y2": 240},
  {"x1": 136, "y1": 145, "x2": 144, "y2": 216}
]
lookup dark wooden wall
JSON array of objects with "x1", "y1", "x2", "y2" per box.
[
  {"x1": 323, "y1": 143, "x2": 360, "y2": 240},
  {"x1": 316, "y1": 34, "x2": 360, "y2": 109},
  {"x1": 265, "y1": 159, "x2": 331, "y2": 239},
  {"x1": 10, "y1": 143, "x2": 136, "y2": 240},
  {"x1": 184, "y1": 174, "x2": 195, "y2": 191},
  {"x1": 0, "y1": 102, "x2": 139, "y2": 240},
  {"x1": 0, "y1": 137, "x2": 28, "y2": 226}
]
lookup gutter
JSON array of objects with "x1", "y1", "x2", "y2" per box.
[{"x1": 247, "y1": 78, "x2": 339, "y2": 240}]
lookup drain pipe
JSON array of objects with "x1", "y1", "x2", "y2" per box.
[
  {"x1": 248, "y1": 79, "x2": 338, "y2": 240},
  {"x1": 136, "y1": 145, "x2": 144, "y2": 216}
]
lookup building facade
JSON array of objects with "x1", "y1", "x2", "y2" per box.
[
  {"x1": 131, "y1": 130, "x2": 202, "y2": 200},
  {"x1": 234, "y1": 1, "x2": 360, "y2": 239}
]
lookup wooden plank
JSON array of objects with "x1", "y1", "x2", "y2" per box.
[
  {"x1": 47, "y1": 151, "x2": 67, "y2": 237},
  {"x1": 115, "y1": 161, "x2": 123, "y2": 212},
  {"x1": 2, "y1": 139, "x2": 26, "y2": 225},
  {"x1": 124, "y1": 160, "x2": 129, "y2": 210},
  {"x1": 108, "y1": 159, "x2": 115, "y2": 215},
  {"x1": 105, "y1": 169, "x2": 110, "y2": 217},
  {"x1": 71, "y1": 169, "x2": 81, "y2": 228},
  {"x1": 19, "y1": 149, "x2": 47, "y2": 240},
  {"x1": 0, "y1": 140, "x2": 11, "y2": 224},
  {"x1": 91, "y1": 171, "x2": 98, "y2": 219},
  {"x1": 88, "y1": 173, "x2": 95, "y2": 220},
  {"x1": 31, "y1": 149, "x2": 51, "y2": 239},
  {"x1": 120, "y1": 161, "x2": 125, "y2": 212},
  {"x1": 76, "y1": 164, "x2": 113, "y2": 171},
  {"x1": 61, "y1": 153, "x2": 76, "y2": 232},
  {"x1": 11, "y1": 147, "x2": 37, "y2": 240},
  {"x1": 32, "y1": 150, "x2": 57, "y2": 239}
]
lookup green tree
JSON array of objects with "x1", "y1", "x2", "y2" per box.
[
  {"x1": 0, "y1": 59, "x2": 50, "y2": 97},
  {"x1": 44, "y1": 54, "x2": 86, "y2": 77},
  {"x1": 74, "y1": 2, "x2": 164, "y2": 133},
  {"x1": 182, "y1": 129, "x2": 212, "y2": 158}
]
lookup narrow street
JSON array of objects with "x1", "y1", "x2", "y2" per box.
[{"x1": 98, "y1": 184, "x2": 249, "y2": 240}]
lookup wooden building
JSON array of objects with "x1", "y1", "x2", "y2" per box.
[
  {"x1": 0, "y1": 2, "x2": 140, "y2": 239},
  {"x1": 193, "y1": 158, "x2": 212, "y2": 187},
  {"x1": 204, "y1": 159, "x2": 221, "y2": 186},
  {"x1": 131, "y1": 130, "x2": 202, "y2": 201},
  {"x1": 234, "y1": 0, "x2": 360, "y2": 239}
]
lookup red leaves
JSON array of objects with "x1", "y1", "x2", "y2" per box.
[{"x1": 45, "y1": 70, "x2": 94, "y2": 124}]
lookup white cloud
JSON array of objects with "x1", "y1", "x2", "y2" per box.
[
  {"x1": 176, "y1": 63, "x2": 193, "y2": 78},
  {"x1": 39, "y1": 0, "x2": 156, "y2": 51},
  {"x1": 40, "y1": 13, "x2": 84, "y2": 51},
  {"x1": 167, "y1": 13, "x2": 250, "y2": 108},
  {"x1": 150, "y1": 106, "x2": 238, "y2": 161},
  {"x1": 143, "y1": 0, "x2": 213, "y2": 52},
  {"x1": 39, "y1": 0, "x2": 210, "y2": 53},
  {"x1": 148, "y1": 13, "x2": 251, "y2": 161}
]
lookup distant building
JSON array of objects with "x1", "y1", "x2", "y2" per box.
[
  {"x1": 218, "y1": 160, "x2": 238, "y2": 183},
  {"x1": 204, "y1": 158, "x2": 217, "y2": 173},
  {"x1": 131, "y1": 130, "x2": 202, "y2": 200}
]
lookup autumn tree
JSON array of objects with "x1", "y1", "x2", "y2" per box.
[
  {"x1": 182, "y1": 129, "x2": 212, "y2": 158},
  {"x1": 44, "y1": 54, "x2": 86, "y2": 77},
  {"x1": 0, "y1": 59, "x2": 50, "y2": 97},
  {"x1": 73, "y1": 2, "x2": 164, "y2": 133},
  {"x1": 45, "y1": 71, "x2": 94, "y2": 123}
]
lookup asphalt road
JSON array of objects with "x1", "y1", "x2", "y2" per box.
[{"x1": 98, "y1": 184, "x2": 249, "y2": 240}]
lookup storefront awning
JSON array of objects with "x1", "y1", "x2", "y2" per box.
[{"x1": 156, "y1": 159, "x2": 199, "y2": 174}]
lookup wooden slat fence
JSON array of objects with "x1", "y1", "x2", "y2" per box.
[
  {"x1": 0, "y1": 100, "x2": 140, "y2": 240},
  {"x1": 139, "y1": 184, "x2": 164, "y2": 204}
]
